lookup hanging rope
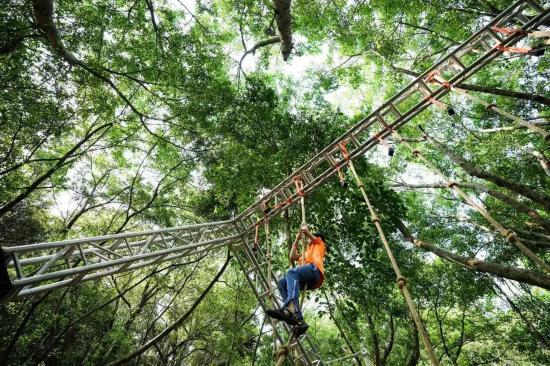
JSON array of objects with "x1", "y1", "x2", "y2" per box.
[
  {"x1": 385, "y1": 125, "x2": 550, "y2": 274},
  {"x1": 292, "y1": 176, "x2": 309, "y2": 310},
  {"x1": 264, "y1": 219, "x2": 279, "y2": 353},
  {"x1": 339, "y1": 141, "x2": 440, "y2": 366}
]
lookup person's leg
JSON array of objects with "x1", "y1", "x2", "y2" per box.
[
  {"x1": 283, "y1": 267, "x2": 300, "y2": 311},
  {"x1": 266, "y1": 269, "x2": 299, "y2": 325},
  {"x1": 278, "y1": 276, "x2": 288, "y2": 303},
  {"x1": 291, "y1": 264, "x2": 320, "y2": 336}
]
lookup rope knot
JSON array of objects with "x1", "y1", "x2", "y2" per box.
[
  {"x1": 274, "y1": 345, "x2": 290, "y2": 358},
  {"x1": 447, "y1": 181, "x2": 458, "y2": 189},
  {"x1": 412, "y1": 150, "x2": 421, "y2": 157},
  {"x1": 504, "y1": 229, "x2": 517, "y2": 242},
  {"x1": 371, "y1": 217, "x2": 381, "y2": 224},
  {"x1": 397, "y1": 276, "x2": 407, "y2": 289},
  {"x1": 486, "y1": 103, "x2": 496, "y2": 110}
]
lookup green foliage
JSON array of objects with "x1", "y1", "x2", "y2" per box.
[{"x1": 1, "y1": 0, "x2": 549, "y2": 364}]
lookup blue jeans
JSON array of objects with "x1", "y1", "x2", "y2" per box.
[{"x1": 278, "y1": 264, "x2": 320, "y2": 320}]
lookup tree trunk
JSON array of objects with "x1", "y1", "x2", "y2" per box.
[
  {"x1": 365, "y1": 312, "x2": 382, "y2": 366},
  {"x1": 428, "y1": 135, "x2": 550, "y2": 212},
  {"x1": 272, "y1": 0, "x2": 293, "y2": 60},
  {"x1": 396, "y1": 219, "x2": 550, "y2": 290},
  {"x1": 392, "y1": 67, "x2": 550, "y2": 106},
  {"x1": 381, "y1": 315, "x2": 394, "y2": 365},
  {"x1": 406, "y1": 315, "x2": 420, "y2": 366},
  {"x1": 393, "y1": 181, "x2": 550, "y2": 233}
]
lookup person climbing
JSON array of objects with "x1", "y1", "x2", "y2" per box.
[{"x1": 266, "y1": 224, "x2": 326, "y2": 336}]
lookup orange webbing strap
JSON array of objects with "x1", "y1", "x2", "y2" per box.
[
  {"x1": 495, "y1": 44, "x2": 533, "y2": 54},
  {"x1": 338, "y1": 140, "x2": 350, "y2": 161},
  {"x1": 424, "y1": 70, "x2": 451, "y2": 89},
  {"x1": 491, "y1": 26, "x2": 528, "y2": 36},
  {"x1": 292, "y1": 176, "x2": 305, "y2": 197}
]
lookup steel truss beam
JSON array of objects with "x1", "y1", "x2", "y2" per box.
[{"x1": 0, "y1": 220, "x2": 238, "y2": 300}]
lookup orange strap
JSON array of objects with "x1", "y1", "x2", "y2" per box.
[
  {"x1": 293, "y1": 176, "x2": 305, "y2": 197},
  {"x1": 491, "y1": 26, "x2": 527, "y2": 36},
  {"x1": 338, "y1": 140, "x2": 350, "y2": 161},
  {"x1": 424, "y1": 70, "x2": 439, "y2": 83},
  {"x1": 495, "y1": 44, "x2": 532, "y2": 54},
  {"x1": 424, "y1": 70, "x2": 452, "y2": 89}
]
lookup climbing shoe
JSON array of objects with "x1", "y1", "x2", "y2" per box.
[
  {"x1": 293, "y1": 320, "x2": 309, "y2": 337},
  {"x1": 266, "y1": 308, "x2": 299, "y2": 325}
]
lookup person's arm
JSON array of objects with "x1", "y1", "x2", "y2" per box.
[
  {"x1": 301, "y1": 224, "x2": 316, "y2": 242},
  {"x1": 289, "y1": 232, "x2": 302, "y2": 263}
]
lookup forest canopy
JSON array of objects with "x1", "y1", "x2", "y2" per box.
[{"x1": 0, "y1": 0, "x2": 549, "y2": 365}]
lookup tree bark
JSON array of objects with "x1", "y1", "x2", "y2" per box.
[
  {"x1": 365, "y1": 312, "x2": 382, "y2": 366},
  {"x1": 406, "y1": 315, "x2": 420, "y2": 366},
  {"x1": 393, "y1": 181, "x2": 550, "y2": 233},
  {"x1": 381, "y1": 315, "x2": 394, "y2": 365},
  {"x1": 427, "y1": 135, "x2": 550, "y2": 212},
  {"x1": 107, "y1": 253, "x2": 232, "y2": 366},
  {"x1": 396, "y1": 220, "x2": 550, "y2": 290},
  {"x1": 272, "y1": 0, "x2": 293, "y2": 61}
]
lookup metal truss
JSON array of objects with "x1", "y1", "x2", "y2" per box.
[
  {"x1": 0, "y1": 220, "x2": 239, "y2": 300},
  {"x1": 0, "y1": 2, "x2": 548, "y2": 362}
]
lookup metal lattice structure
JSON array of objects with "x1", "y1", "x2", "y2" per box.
[
  {"x1": 0, "y1": 220, "x2": 239, "y2": 299},
  {"x1": 1, "y1": 1, "x2": 548, "y2": 364}
]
